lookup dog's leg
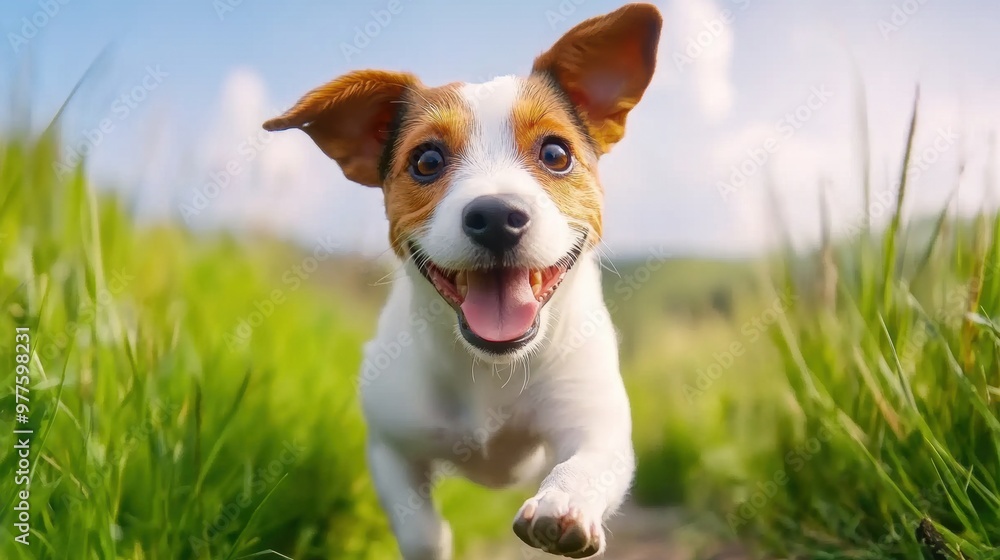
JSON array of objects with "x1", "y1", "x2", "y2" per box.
[
  {"x1": 368, "y1": 437, "x2": 452, "y2": 560},
  {"x1": 512, "y1": 430, "x2": 634, "y2": 558}
]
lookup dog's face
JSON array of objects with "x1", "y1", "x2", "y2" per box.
[{"x1": 265, "y1": 4, "x2": 661, "y2": 360}]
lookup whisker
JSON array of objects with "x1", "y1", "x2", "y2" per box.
[
  {"x1": 501, "y1": 360, "x2": 515, "y2": 388},
  {"x1": 519, "y1": 355, "x2": 531, "y2": 395},
  {"x1": 595, "y1": 243, "x2": 620, "y2": 277},
  {"x1": 371, "y1": 263, "x2": 407, "y2": 286}
]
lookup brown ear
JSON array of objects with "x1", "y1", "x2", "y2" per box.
[
  {"x1": 263, "y1": 70, "x2": 421, "y2": 187},
  {"x1": 532, "y1": 3, "x2": 661, "y2": 154}
]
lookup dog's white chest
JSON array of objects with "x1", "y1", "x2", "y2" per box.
[{"x1": 424, "y1": 373, "x2": 532, "y2": 456}]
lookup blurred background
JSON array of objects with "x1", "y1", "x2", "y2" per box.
[{"x1": 0, "y1": 1, "x2": 998, "y2": 559}]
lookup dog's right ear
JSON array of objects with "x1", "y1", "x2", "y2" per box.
[{"x1": 263, "y1": 70, "x2": 421, "y2": 188}]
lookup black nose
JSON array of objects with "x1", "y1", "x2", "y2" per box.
[{"x1": 462, "y1": 195, "x2": 531, "y2": 253}]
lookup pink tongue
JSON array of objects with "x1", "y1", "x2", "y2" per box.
[{"x1": 461, "y1": 268, "x2": 540, "y2": 342}]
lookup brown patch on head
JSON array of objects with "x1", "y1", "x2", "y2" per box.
[
  {"x1": 513, "y1": 76, "x2": 604, "y2": 241},
  {"x1": 381, "y1": 83, "x2": 472, "y2": 255}
]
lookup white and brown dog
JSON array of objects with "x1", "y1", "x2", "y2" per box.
[{"x1": 264, "y1": 4, "x2": 661, "y2": 558}]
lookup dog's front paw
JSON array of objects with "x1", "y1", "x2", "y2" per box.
[{"x1": 512, "y1": 491, "x2": 604, "y2": 558}]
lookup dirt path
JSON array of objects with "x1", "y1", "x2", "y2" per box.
[
  {"x1": 602, "y1": 505, "x2": 748, "y2": 560},
  {"x1": 468, "y1": 504, "x2": 750, "y2": 560}
]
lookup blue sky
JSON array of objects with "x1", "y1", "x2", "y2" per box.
[{"x1": 3, "y1": 0, "x2": 999, "y2": 258}]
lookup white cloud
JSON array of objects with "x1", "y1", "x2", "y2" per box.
[
  {"x1": 188, "y1": 67, "x2": 390, "y2": 255},
  {"x1": 175, "y1": 5, "x2": 998, "y2": 260},
  {"x1": 654, "y1": 0, "x2": 737, "y2": 122}
]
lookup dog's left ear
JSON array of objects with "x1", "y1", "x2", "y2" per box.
[{"x1": 533, "y1": 3, "x2": 662, "y2": 154}]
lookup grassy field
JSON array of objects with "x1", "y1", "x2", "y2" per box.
[
  {"x1": 0, "y1": 101, "x2": 998, "y2": 560},
  {"x1": 616, "y1": 106, "x2": 1000, "y2": 558},
  {"x1": 0, "y1": 132, "x2": 524, "y2": 559}
]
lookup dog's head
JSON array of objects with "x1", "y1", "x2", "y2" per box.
[{"x1": 265, "y1": 4, "x2": 660, "y2": 360}]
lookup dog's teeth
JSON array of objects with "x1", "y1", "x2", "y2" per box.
[
  {"x1": 456, "y1": 271, "x2": 468, "y2": 299},
  {"x1": 530, "y1": 270, "x2": 543, "y2": 297}
]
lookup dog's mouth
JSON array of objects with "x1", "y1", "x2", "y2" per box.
[{"x1": 409, "y1": 236, "x2": 586, "y2": 354}]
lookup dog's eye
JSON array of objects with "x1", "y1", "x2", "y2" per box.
[
  {"x1": 409, "y1": 143, "x2": 445, "y2": 182},
  {"x1": 539, "y1": 138, "x2": 572, "y2": 173}
]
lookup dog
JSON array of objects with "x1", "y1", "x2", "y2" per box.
[{"x1": 264, "y1": 4, "x2": 661, "y2": 558}]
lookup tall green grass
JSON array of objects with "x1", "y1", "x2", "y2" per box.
[
  {"x1": 0, "y1": 131, "x2": 520, "y2": 559},
  {"x1": 623, "y1": 99, "x2": 999, "y2": 559},
  {"x1": 744, "y1": 103, "x2": 1000, "y2": 558},
  {"x1": 1, "y1": 94, "x2": 996, "y2": 560}
]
